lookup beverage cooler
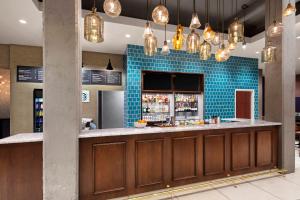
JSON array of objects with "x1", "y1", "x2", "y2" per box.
[
  {"x1": 33, "y1": 89, "x2": 43, "y2": 132},
  {"x1": 142, "y1": 93, "x2": 173, "y2": 123},
  {"x1": 174, "y1": 93, "x2": 202, "y2": 123}
]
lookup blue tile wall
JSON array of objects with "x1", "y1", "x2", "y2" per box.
[{"x1": 124, "y1": 44, "x2": 259, "y2": 127}]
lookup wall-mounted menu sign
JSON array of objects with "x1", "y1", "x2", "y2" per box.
[
  {"x1": 17, "y1": 66, "x2": 43, "y2": 83},
  {"x1": 17, "y1": 66, "x2": 122, "y2": 86}
]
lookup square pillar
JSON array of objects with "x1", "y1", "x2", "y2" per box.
[
  {"x1": 265, "y1": 0, "x2": 296, "y2": 172},
  {"x1": 43, "y1": 0, "x2": 81, "y2": 199}
]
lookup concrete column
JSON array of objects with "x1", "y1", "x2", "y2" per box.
[
  {"x1": 43, "y1": 0, "x2": 81, "y2": 198},
  {"x1": 265, "y1": 0, "x2": 296, "y2": 172}
]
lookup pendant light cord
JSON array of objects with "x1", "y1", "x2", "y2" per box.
[
  {"x1": 93, "y1": 0, "x2": 96, "y2": 8},
  {"x1": 205, "y1": 0, "x2": 208, "y2": 23},
  {"x1": 217, "y1": 0, "x2": 220, "y2": 32},
  {"x1": 146, "y1": 0, "x2": 149, "y2": 21},
  {"x1": 236, "y1": 0, "x2": 238, "y2": 16},
  {"x1": 164, "y1": 0, "x2": 167, "y2": 41},
  {"x1": 268, "y1": 0, "x2": 271, "y2": 24},
  {"x1": 222, "y1": 0, "x2": 225, "y2": 42},
  {"x1": 193, "y1": 0, "x2": 196, "y2": 13},
  {"x1": 177, "y1": 0, "x2": 180, "y2": 24}
]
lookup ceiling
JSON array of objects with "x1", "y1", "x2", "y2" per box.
[{"x1": 0, "y1": 0, "x2": 300, "y2": 73}]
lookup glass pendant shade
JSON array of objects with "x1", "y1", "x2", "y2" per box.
[
  {"x1": 261, "y1": 43, "x2": 276, "y2": 63},
  {"x1": 212, "y1": 32, "x2": 222, "y2": 46},
  {"x1": 227, "y1": 40, "x2": 237, "y2": 51},
  {"x1": 199, "y1": 41, "x2": 211, "y2": 60},
  {"x1": 203, "y1": 23, "x2": 215, "y2": 42},
  {"x1": 267, "y1": 20, "x2": 283, "y2": 37},
  {"x1": 172, "y1": 25, "x2": 185, "y2": 50},
  {"x1": 242, "y1": 39, "x2": 247, "y2": 49},
  {"x1": 84, "y1": 7, "x2": 104, "y2": 43},
  {"x1": 228, "y1": 18, "x2": 244, "y2": 43},
  {"x1": 189, "y1": 13, "x2": 201, "y2": 29},
  {"x1": 161, "y1": 41, "x2": 170, "y2": 55},
  {"x1": 143, "y1": 22, "x2": 153, "y2": 38},
  {"x1": 152, "y1": 4, "x2": 169, "y2": 25},
  {"x1": 186, "y1": 29, "x2": 200, "y2": 54},
  {"x1": 144, "y1": 35, "x2": 157, "y2": 56},
  {"x1": 215, "y1": 44, "x2": 230, "y2": 62},
  {"x1": 283, "y1": 3, "x2": 296, "y2": 16},
  {"x1": 103, "y1": 0, "x2": 122, "y2": 17}
]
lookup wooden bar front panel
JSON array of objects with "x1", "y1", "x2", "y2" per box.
[
  {"x1": 204, "y1": 134, "x2": 226, "y2": 176},
  {"x1": 0, "y1": 126, "x2": 279, "y2": 200}
]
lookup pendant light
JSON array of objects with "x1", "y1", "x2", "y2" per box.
[
  {"x1": 199, "y1": 41, "x2": 211, "y2": 60},
  {"x1": 189, "y1": 0, "x2": 201, "y2": 29},
  {"x1": 227, "y1": 40, "x2": 237, "y2": 51},
  {"x1": 106, "y1": 59, "x2": 114, "y2": 70},
  {"x1": 228, "y1": 0, "x2": 244, "y2": 44},
  {"x1": 144, "y1": 35, "x2": 158, "y2": 56},
  {"x1": 143, "y1": 0, "x2": 153, "y2": 38},
  {"x1": 283, "y1": 1, "x2": 296, "y2": 17},
  {"x1": 203, "y1": 0, "x2": 215, "y2": 42},
  {"x1": 212, "y1": 0, "x2": 221, "y2": 46},
  {"x1": 261, "y1": 41, "x2": 276, "y2": 63},
  {"x1": 172, "y1": 0, "x2": 185, "y2": 50},
  {"x1": 186, "y1": 29, "x2": 200, "y2": 53},
  {"x1": 215, "y1": 0, "x2": 230, "y2": 62},
  {"x1": 103, "y1": 0, "x2": 122, "y2": 17},
  {"x1": 152, "y1": 0, "x2": 169, "y2": 25},
  {"x1": 267, "y1": 0, "x2": 283, "y2": 37},
  {"x1": 144, "y1": 0, "x2": 157, "y2": 56},
  {"x1": 161, "y1": 1, "x2": 170, "y2": 55},
  {"x1": 84, "y1": 0, "x2": 104, "y2": 43}
]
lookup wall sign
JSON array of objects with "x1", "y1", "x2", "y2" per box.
[
  {"x1": 82, "y1": 90, "x2": 90, "y2": 103},
  {"x1": 16, "y1": 66, "x2": 122, "y2": 86}
]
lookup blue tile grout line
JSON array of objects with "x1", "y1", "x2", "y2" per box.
[{"x1": 124, "y1": 44, "x2": 259, "y2": 127}]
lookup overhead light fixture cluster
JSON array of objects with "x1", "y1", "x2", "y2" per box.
[{"x1": 84, "y1": 0, "x2": 122, "y2": 43}]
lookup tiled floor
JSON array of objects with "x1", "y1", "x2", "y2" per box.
[{"x1": 179, "y1": 148, "x2": 300, "y2": 200}]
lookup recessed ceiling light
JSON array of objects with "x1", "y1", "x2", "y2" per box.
[
  {"x1": 125, "y1": 34, "x2": 131, "y2": 38},
  {"x1": 167, "y1": 39, "x2": 171, "y2": 43},
  {"x1": 19, "y1": 19, "x2": 27, "y2": 24},
  {"x1": 298, "y1": 57, "x2": 300, "y2": 60},
  {"x1": 0, "y1": 75, "x2": 2, "y2": 79},
  {"x1": 297, "y1": 36, "x2": 300, "y2": 39},
  {"x1": 255, "y1": 51, "x2": 260, "y2": 54}
]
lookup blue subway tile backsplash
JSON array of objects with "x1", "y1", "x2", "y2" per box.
[{"x1": 124, "y1": 44, "x2": 259, "y2": 127}]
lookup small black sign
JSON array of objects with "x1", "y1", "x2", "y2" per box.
[
  {"x1": 17, "y1": 66, "x2": 43, "y2": 83},
  {"x1": 17, "y1": 66, "x2": 122, "y2": 86}
]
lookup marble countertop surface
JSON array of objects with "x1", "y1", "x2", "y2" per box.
[{"x1": 0, "y1": 119, "x2": 281, "y2": 145}]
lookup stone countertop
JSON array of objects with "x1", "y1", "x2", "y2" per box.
[{"x1": 0, "y1": 119, "x2": 281, "y2": 145}]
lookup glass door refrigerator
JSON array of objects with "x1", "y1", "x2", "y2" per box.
[
  {"x1": 33, "y1": 89, "x2": 43, "y2": 132},
  {"x1": 142, "y1": 93, "x2": 173, "y2": 124},
  {"x1": 174, "y1": 93, "x2": 203, "y2": 125}
]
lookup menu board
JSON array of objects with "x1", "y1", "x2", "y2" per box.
[
  {"x1": 17, "y1": 66, "x2": 43, "y2": 83},
  {"x1": 17, "y1": 66, "x2": 122, "y2": 86}
]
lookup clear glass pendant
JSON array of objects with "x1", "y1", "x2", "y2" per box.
[
  {"x1": 212, "y1": 32, "x2": 222, "y2": 46},
  {"x1": 199, "y1": 41, "x2": 211, "y2": 60},
  {"x1": 203, "y1": 23, "x2": 215, "y2": 42},
  {"x1": 283, "y1": 3, "x2": 296, "y2": 17},
  {"x1": 186, "y1": 29, "x2": 200, "y2": 54},
  {"x1": 161, "y1": 41, "x2": 170, "y2": 55},
  {"x1": 267, "y1": 20, "x2": 283, "y2": 37},
  {"x1": 227, "y1": 40, "x2": 237, "y2": 51},
  {"x1": 228, "y1": 18, "x2": 244, "y2": 43},
  {"x1": 144, "y1": 34, "x2": 157, "y2": 56},
  {"x1": 189, "y1": 13, "x2": 201, "y2": 29},
  {"x1": 261, "y1": 42, "x2": 276, "y2": 63},
  {"x1": 103, "y1": 0, "x2": 122, "y2": 17},
  {"x1": 84, "y1": 7, "x2": 104, "y2": 43},
  {"x1": 172, "y1": 24, "x2": 185, "y2": 50},
  {"x1": 215, "y1": 43, "x2": 230, "y2": 62},
  {"x1": 152, "y1": 3, "x2": 169, "y2": 25},
  {"x1": 143, "y1": 22, "x2": 153, "y2": 38}
]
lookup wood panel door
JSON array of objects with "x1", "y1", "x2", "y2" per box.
[
  {"x1": 231, "y1": 132, "x2": 251, "y2": 171},
  {"x1": 135, "y1": 139, "x2": 164, "y2": 188},
  {"x1": 172, "y1": 136, "x2": 198, "y2": 182},
  {"x1": 236, "y1": 91, "x2": 252, "y2": 119},
  {"x1": 204, "y1": 134, "x2": 226, "y2": 176}
]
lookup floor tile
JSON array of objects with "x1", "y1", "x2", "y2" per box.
[
  {"x1": 251, "y1": 177, "x2": 300, "y2": 200},
  {"x1": 177, "y1": 189, "x2": 228, "y2": 200},
  {"x1": 217, "y1": 183, "x2": 280, "y2": 200}
]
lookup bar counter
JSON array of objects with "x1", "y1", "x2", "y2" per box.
[{"x1": 0, "y1": 119, "x2": 281, "y2": 200}]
